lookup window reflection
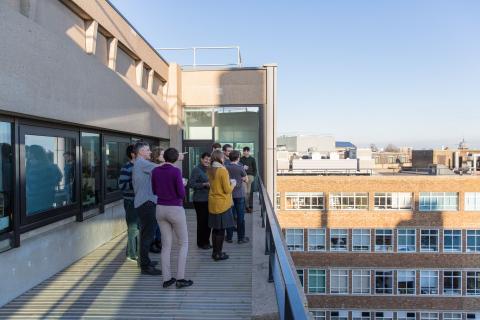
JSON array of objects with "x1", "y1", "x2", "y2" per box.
[
  {"x1": 81, "y1": 133, "x2": 100, "y2": 209},
  {"x1": 0, "y1": 122, "x2": 12, "y2": 233},
  {"x1": 25, "y1": 135, "x2": 76, "y2": 215},
  {"x1": 105, "y1": 140, "x2": 129, "y2": 194}
]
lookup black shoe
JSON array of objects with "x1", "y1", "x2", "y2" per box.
[
  {"x1": 213, "y1": 252, "x2": 229, "y2": 261},
  {"x1": 141, "y1": 266, "x2": 162, "y2": 276},
  {"x1": 163, "y1": 278, "x2": 176, "y2": 288},
  {"x1": 176, "y1": 279, "x2": 193, "y2": 288},
  {"x1": 150, "y1": 261, "x2": 158, "y2": 267},
  {"x1": 238, "y1": 237, "x2": 250, "y2": 244},
  {"x1": 225, "y1": 239, "x2": 233, "y2": 243},
  {"x1": 199, "y1": 244, "x2": 212, "y2": 250},
  {"x1": 150, "y1": 244, "x2": 161, "y2": 254}
]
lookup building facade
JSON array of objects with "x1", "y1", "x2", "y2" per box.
[{"x1": 276, "y1": 175, "x2": 480, "y2": 318}]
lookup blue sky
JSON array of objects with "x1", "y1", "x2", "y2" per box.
[{"x1": 110, "y1": 0, "x2": 480, "y2": 149}]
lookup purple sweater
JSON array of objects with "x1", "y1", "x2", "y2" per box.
[{"x1": 151, "y1": 164, "x2": 185, "y2": 206}]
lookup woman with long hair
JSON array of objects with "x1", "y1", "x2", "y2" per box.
[{"x1": 207, "y1": 149, "x2": 236, "y2": 261}]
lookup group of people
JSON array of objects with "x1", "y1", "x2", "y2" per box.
[{"x1": 118, "y1": 141, "x2": 257, "y2": 289}]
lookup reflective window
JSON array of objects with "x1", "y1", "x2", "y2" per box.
[
  {"x1": 375, "y1": 229, "x2": 393, "y2": 252},
  {"x1": 397, "y1": 229, "x2": 416, "y2": 252},
  {"x1": 330, "y1": 192, "x2": 368, "y2": 210},
  {"x1": 285, "y1": 228, "x2": 304, "y2": 251},
  {"x1": 465, "y1": 193, "x2": 480, "y2": 211},
  {"x1": 297, "y1": 269, "x2": 304, "y2": 287},
  {"x1": 352, "y1": 229, "x2": 371, "y2": 252},
  {"x1": 352, "y1": 270, "x2": 370, "y2": 294},
  {"x1": 467, "y1": 230, "x2": 480, "y2": 252},
  {"x1": 0, "y1": 122, "x2": 13, "y2": 234},
  {"x1": 81, "y1": 133, "x2": 101, "y2": 210},
  {"x1": 330, "y1": 311, "x2": 348, "y2": 320},
  {"x1": 25, "y1": 134, "x2": 76, "y2": 215},
  {"x1": 443, "y1": 314, "x2": 462, "y2": 320},
  {"x1": 443, "y1": 230, "x2": 462, "y2": 252},
  {"x1": 105, "y1": 137, "x2": 129, "y2": 195},
  {"x1": 330, "y1": 229, "x2": 348, "y2": 251},
  {"x1": 419, "y1": 192, "x2": 458, "y2": 211},
  {"x1": 308, "y1": 228, "x2": 326, "y2": 251},
  {"x1": 420, "y1": 270, "x2": 439, "y2": 295},
  {"x1": 397, "y1": 312, "x2": 417, "y2": 320},
  {"x1": 330, "y1": 269, "x2": 349, "y2": 294},
  {"x1": 285, "y1": 192, "x2": 324, "y2": 210},
  {"x1": 374, "y1": 192, "x2": 412, "y2": 210},
  {"x1": 397, "y1": 270, "x2": 416, "y2": 295},
  {"x1": 420, "y1": 313, "x2": 438, "y2": 320},
  {"x1": 420, "y1": 229, "x2": 438, "y2": 252},
  {"x1": 352, "y1": 311, "x2": 371, "y2": 320},
  {"x1": 308, "y1": 269, "x2": 326, "y2": 293},
  {"x1": 375, "y1": 270, "x2": 393, "y2": 294},
  {"x1": 184, "y1": 109, "x2": 213, "y2": 140},
  {"x1": 375, "y1": 312, "x2": 394, "y2": 320},
  {"x1": 466, "y1": 271, "x2": 480, "y2": 296},
  {"x1": 311, "y1": 311, "x2": 326, "y2": 320},
  {"x1": 443, "y1": 271, "x2": 462, "y2": 295}
]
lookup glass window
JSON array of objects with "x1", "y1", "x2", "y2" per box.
[
  {"x1": 443, "y1": 271, "x2": 462, "y2": 295},
  {"x1": 466, "y1": 271, "x2": 480, "y2": 296},
  {"x1": 352, "y1": 229, "x2": 371, "y2": 252},
  {"x1": 24, "y1": 133, "x2": 76, "y2": 215},
  {"x1": 275, "y1": 192, "x2": 280, "y2": 210},
  {"x1": 375, "y1": 270, "x2": 393, "y2": 294},
  {"x1": 443, "y1": 230, "x2": 462, "y2": 252},
  {"x1": 104, "y1": 137, "x2": 129, "y2": 195},
  {"x1": 443, "y1": 313, "x2": 462, "y2": 320},
  {"x1": 397, "y1": 312, "x2": 416, "y2": 320},
  {"x1": 397, "y1": 229, "x2": 416, "y2": 252},
  {"x1": 420, "y1": 229, "x2": 438, "y2": 252},
  {"x1": 330, "y1": 192, "x2": 368, "y2": 210},
  {"x1": 374, "y1": 192, "x2": 412, "y2": 210},
  {"x1": 375, "y1": 312, "x2": 393, "y2": 320},
  {"x1": 0, "y1": 122, "x2": 13, "y2": 234},
  {"x1": 285, "y1": 228, "x2": 304, "y2": 251},
  {"x1": 81, "y1": 132, "x2": 100, "y2": 210},
  {"x1": 308, "y1": 269, "x2": 326, "y2": 293},
  {"x1": 420, "y1": 313, "x2": 438, "y2": 320},
  {"x1": 311, "y1": 311, "x2": 326, "y2": 320},
  {"x1": 465, "y1": 192, "x2": 480, "y2": 211},
  {"x1": 420, "y1": 270, "x2": 439, "y2": 295},
  {"x1": 285, "y1": 192, "x2": 324, "y2": 210},
  {"x1": 308, "y1": 228, "x2": 326, "y2": 251},
  {"x1": 467, "y1": 314, "x2": 480, "y2": 320},
  {"x1": 184, "y1": 108, "x2": 213, "y2": 140},
  {"x1": 297, "y1": 269, "x2": 304, "y2": 287},
  {"x1": 330, "y1": 269, "x2": 349, "y2": 294},
  {"x1": 419, "y1": 192, "x2": 458, "y2": 211},
  {"x1": 331, "y1": 311, "x2": 348, "y2": 320},
  {"x1": 330, "y1": 229, "x2": 348, "y2": 251},
  {"x1": 467, "y1": 230, "x2": 480, "y2": 252},
  {"x1": 397, "y1": 270, "x2": 416, "y2": 295},
  {"x1": 353, "y1": 311, "x2": 371, "y2": 320},
  {"x1": 375, "y1": 229, "x2": 393, "y2": 252},
  {"x1": 352, "y1": 270, "x2": 370, "y2": 294}
]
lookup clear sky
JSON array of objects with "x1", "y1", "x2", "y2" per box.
[{"x1": 110, "y1": 0, "x2": 480, "y2": 149}]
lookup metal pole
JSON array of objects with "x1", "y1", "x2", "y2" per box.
[{"x1": 193, "y1": 47, "x2": 196, "y2": 67}]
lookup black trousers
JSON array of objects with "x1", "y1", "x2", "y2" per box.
[
  {"x1": 193, "y1": 201, "x2": 211, "y2": 247},
  {"x1": 137, "y1": 201, "x2": 156, "y2": 268}
]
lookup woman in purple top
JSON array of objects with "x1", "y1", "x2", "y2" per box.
[{"x1": 151, "y1": 148, "x2": 193, "y2": 289}]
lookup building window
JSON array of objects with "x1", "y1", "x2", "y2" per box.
[
  {"x1": 397, "y1": 229, "x2": 416, "y2": 252},
  {"x1": 375, "y1": 229, "x2": 393, "y2": 252},
  {"x1": 104, "y1": 136, "x2": 130, "y2": 199},
  {"x1": 330, "y1": 269, "x2": 349, "y2": 294},
  {"x1": 352, "y1": 270, "x2": 370, "y2": 294},
  {"x1": 420, "y1": 229, "x2": 439, "y2": 252},
  {"x1": 330, "y1": 229, "x2": 348, "y2": 251},
  {"x1": 420, "y1": 270, "x2": 439, "y2": 295},
  {"x1": 443, "y1": 230, "x2": 462, "y2": 252},
  {"x1": 22, "y1": 128, "x2": 77, "y2": 216},
  {"x1": 397, "y1": 312, "x2": 417, "y2": 320},
  {"x1": 285, "y1": 192, "x2": 324, "y2": 210},
  {"x1": 275, "y1": 192, "x2": 280, "y2": 210},
  {"x1": 443, "y1": 271, "x2": 462, "y2": 295},
  {"x1": 421, "y1": 314, "x2": 438, "y2": 320},
  {"x1": 374, "y1": 192, "x2": 412, "y2": 210},
  {"x1": 419, "y1": 192, "x2": 458, "y2": 211},
  {"x1": 331, "y1": 311, "x2": 349, "y2": 320},
  {"x1": 330, "y1": 192, "x2": 368, "y2": 210},
  {"x1": 467, "y1": 314, "x2": 480, "y2": 320},
  {"x1": 308, "y1": 228, "x2": 326, "y2": 251},
  {"x1": 397, "y1": 270, "x2": 416, "y2": 295},
  {"x1": 466, "y1": 271, "x2": 480, "y2": 296},
  {"x1": 465, "y1": 192, "x2": 480, "y2": 211},
  {"x1": 375, "y1": 270, "x2": 393, "y2": 294},
  {"x1": 80, "y1": 132, "x2": 101, "y2": 210},
  {"x1": 467, "y1": 230, "x2": 480, "y2": 252},
  {"x1": 375, "y1": 312, "x2": 394, "y2": 320},
  {"x1": 311, "y1": 311, "x2": 326, "y2": 320},
  {"x1": 352, "y1": 229, "x2": 371, "y2": 252},
  {"x1": 308, "y1": 269, "x2": 326, "y2": 293},
  {"x1": 297, "y1": 269, "x2": 304, "y2": 287},
  {"x1": 0, "y1": 122, "x2": 13, "y2": 235},
  {"x1": 184, "y1": 109, "x2": 213, "y2": 140},
  {"x1": 285, "y1": 228, "x2": 304, "y2": 251},
  {"x1": 443, "y1": 313, "x2": 462, "y2": 320},
  {"x1": 352, "y1": 311, "x2": 371, "y2": 320}
]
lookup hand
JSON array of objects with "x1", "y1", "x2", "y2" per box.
[
  {"x1": 203, "y1": 182, "x2": 210, "y2": 188},
  {"x1": 178, "y1": 153, "x2": 185, "y2": 161},
  {"x1": 230, "y1": 179, "x2": 237, "y2": 187},
  {"x1": 243, "y1": 165, "x2": 249, "y2": 170}
]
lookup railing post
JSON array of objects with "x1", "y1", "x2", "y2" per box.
[{"x1": 265, "y1": 214, "x2": 270, "y2": 255}]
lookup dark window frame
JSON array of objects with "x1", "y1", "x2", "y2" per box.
[{"x1": 103, "y1": 134, "x2": 131, "y2": 204}]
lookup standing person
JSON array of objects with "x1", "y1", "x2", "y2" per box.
[
  {"x1": 211, "y1": 142, "x2": 221, "y2": 153},
  {"x1": 207, "y1": 150, "x2": 236, "y2": 261},
  {"x1": 188, "y1": 152, "x2": 211, "y2": 249},
  {"x1": 240, "y1": 146, "x2": 257, "y2": 213},
  {"x1": 118, "y1": 145, "x2": 138, "y2": 262},
  {"x1": 225, "y1": 150, "x2": 250, "y2": 244},
  {"x1": 152, "y1": 148, "x2": 193, "y2": 288},
  {"x1": 132, "y1": 142, "x2": 162, "y2": 275},
  {"x1": 222, "y1": 144, "x2": 233, "y2": 165},
  {"x1": 149, "y1": 146, "x2": 164, "y2": 253}
]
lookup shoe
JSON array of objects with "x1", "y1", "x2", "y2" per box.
[
  {"x1": 238, "y1": 237, "x2": 250, "y2": 244},
  {"x1": 141, "y1": 266, "x2": 162, "y2": 276},
  {"x1": 246, "y1": 208, "x2": 253, "y2": 213},
  {"x1": 126, "y1": 257, "x2": 137, "y2": 262},
  {"x1": 225, "y1": 239, "x2": 233, "y2": 243},
  {"x1": 150, "y1": 244, "x2": 161, "y2": 254},
  {"x1": 199, "y1": 244, "x2": 212, "y2": 250},
  {"x1": 163, "y1": 278, "x2": 176, "y2": 288},
  {"x1": 176, "y1": 279, "x2": 193, "y2": 288},
  {"x1": 212, "y1": 252, "x2": 229, "y2": 261},
  {"x1": 150, "y1": 261, "x2": 158, "y2": 267}
]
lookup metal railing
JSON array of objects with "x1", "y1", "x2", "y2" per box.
[
  {"x1": 257, "y1": 179, "x2": 311, "y2": 320},
  {"x1": 156, "y1": 46, "x2": 242, "y2": 67}
]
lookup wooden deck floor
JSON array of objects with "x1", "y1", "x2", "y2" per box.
[{"x1": 0, "y1": 210, "x2": 253, "y2": 319}]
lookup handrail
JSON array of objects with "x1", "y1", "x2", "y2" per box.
[
  {"x1": 257, "y1": 178, "x2": 311, "y2": 320},
  {"x1": 156, "y1": 46, "x2": 242, "y2": 68}
]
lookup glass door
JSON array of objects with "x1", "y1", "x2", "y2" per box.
[{"x1": 182, "y1": 140, "x2": 213, "y2": 207}]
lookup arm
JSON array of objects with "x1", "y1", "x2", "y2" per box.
[
  {"x1": 241, "y1": 167, "x2": 248, "y2": 182},
  {"x1": 220, "y1": 168, "x2": 234, "y2": 195},
  {"x1": 142, "y1": 159, "x2": 158, "y2": 174},
  {"x1": 175, "y1": 168, "x2": 186, "y2": 199},
  {"x1": 151, "y1": 169, "x2": 157, "y2": 196}
]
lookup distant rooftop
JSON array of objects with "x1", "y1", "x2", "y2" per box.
[{"x1": 335, "y1": 141, "x2": 356, "y2": 148}]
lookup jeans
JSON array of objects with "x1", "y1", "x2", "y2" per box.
[
  {"x1": 137, "y1": 201, "x2": 156, "y2": 268},
  {"x1": 124, "y1": 199, "x2": 138, "y2": 259},
  {"x1": 193, "y1": 201, "x2": 211, "y2": 247},
  {"x1": 245, "y1": 175, "x2": 255, "y2": 209},
  {"x1": 226, "y1": 197, "x2": 246, "y2": 241}
]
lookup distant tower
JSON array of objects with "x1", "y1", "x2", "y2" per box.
[{"x1": 458, "y1": 138, "x2": 468, "y2": 150}]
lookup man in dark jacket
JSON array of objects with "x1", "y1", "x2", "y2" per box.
[{"x1": 240, "y1": 146, "x2": 257, "y2": 213}]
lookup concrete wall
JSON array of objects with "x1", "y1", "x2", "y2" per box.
[{"x1": 0, "y1": 201, "x2": 126, "y2": 306}]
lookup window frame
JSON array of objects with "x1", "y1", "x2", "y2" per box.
[
  {"x1": 352, "y1": 229, "x2": 371, "y2": 252},
  {"x1": 79, "y1": 131, "x2": 103, "y2": 218},
  {"x1": 397, "y1": 312, "x2": 417, "y2": 320},
  {"x1": 103, "y1": 134, "x2": 131, "y2": 204},
  {"x1": 374, "y1": 192, "x2": 412, "y2": 210},
  {"x1": 443, "y1": 271, "x2": 462, "y2": 296},
  {"x1": 330, "y1": 269, "x2": 349, "y2": 294},
  {"x1": 419, "y1": 192, "x2": 458, "y2": 212},
  {"x1": 397, "y1": 228, "x2": 416, "y2": 253},
  {"x1": 465, "y1": 192, "x2": 480, "y2": 211},
  {"x1": 285, "y1": 228, "x2": 304, "y2": 252},
  {"x1": 330, "y1": 229, "x2": 348, "y2": 252},
  {"x1": 420, "y1": 229, "x2": 439, "y2": 252},
  {"x1": 308, "y1": 228, "x2": 326, "y2": 252},
  {"x1": 466, "y1": 271, "x2": 480, "y2": 296},
  {"x1": 285, "y1": 192, "x2": 324, "y2": 210},
  {"x1": 467, "y1": 230, "x2": 480, "y2": 252},
  {"x1": 352, "y1": 269, "x2": 371, "y2": 294},
  {"x1": 443, "y1": 313, "x2": 462, "y2": 320},
  {"x1": 375, "y1": 229, "x2": 394, "y2": 252},
  {"x1": 329, "y1": 192, "x2": 369, "y2": 210},
  {"x1": 420, "y1": 270, "x2": 439, "y2": 295},
  {"x1": 397, "y1": 270, "x2": 416, "y2": 295},
  {"x1": 443, "y1": 229, "x2": 462, "y2": 253},
  {"x1": 374, "y1": 270, "x2": 394, "y2": 294},
  {"x1": 307, "y1": 269, "x2": 326, "y2": 294}
]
